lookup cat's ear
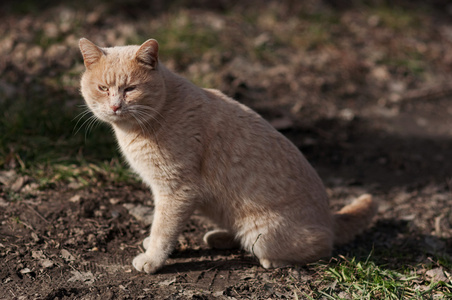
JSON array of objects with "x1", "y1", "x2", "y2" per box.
[
  {"x1": 79, "y1": 38, "x2": 104, "y2": 69},
  {"x1": 135, "y1": 39, "x2": 159, "y2": 69}
]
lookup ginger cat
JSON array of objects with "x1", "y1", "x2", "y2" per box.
[{"x1": 79, "y1": 38, "x2": 378, "y2": 274}]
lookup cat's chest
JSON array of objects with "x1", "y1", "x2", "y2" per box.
[{"x1": 114, "y1": 130, "x2": 164, "y2": 180}]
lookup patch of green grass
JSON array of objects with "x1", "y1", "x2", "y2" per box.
[
  {"x1": 136, "y1": 11, "x2": 221, "y2": 69},
  {"x1": 126, "y1": 10, "x2": 226, "y2": 87},
  {"x1": 7, "y1": 191, "x2": 22, "y2": 203},
  {"x1": 313, "y1": 254, "x2": 452, "y2": 300},
  {"x1": 30, "y1": 159, "x2": 138, "y2": 189},
  {"x1": 270, "y1": 9, "x2": 339, "y2": 51},
  {"x1": 372, "y1": 5, "x2": 423, "y2": 32},
  {"x1": 1, "y1": 94, "x2": 113, "y2": 162},
  {"x1": 0, "y1": 74, "x2": 133, "y2": 186},
  {"x1": 437, "y1": 254, "x2": 452, "y2": 271},
  {"x1": 378, "y1": 49, "x2": 426, "y2": 77}
]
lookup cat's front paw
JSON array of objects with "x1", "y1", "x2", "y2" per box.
[{"x1": 132, "y1": 253, "x2": 163, "y2": 274}]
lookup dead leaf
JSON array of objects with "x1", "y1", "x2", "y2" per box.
[
  {"x1": 61, "y1": 249, "x2": 76, "y2": 261},
  {"x1": 40, "y1": 259, "x2": 54, "y2": 269},
  {"x1": 32, "y1": 250, "x2": 44, "y2": 259},
  {"x1": 11, "y1": 176, "x2": 28, "y2": 192},
  {"x1": 69, "y1": 195, "x2": 82, "y2": 203},
  {"x1": 0, "y1": 197, "x2": 8, "y2": 207},
  {"x1": 123, "y1": 203, "x2": 154, "y2": 225},
  {"x1": 0, "y1": 170, "x2": 17, "y2": 186},
  {"x1": 158, "y1": 277, "x2": 176, "y2": 286},
  {"x1": 20, "y1": 268, "x2": 32, "y2": 274},
  {"x1": 68, "y1": 270, "x2": 95, "y2": 285}
]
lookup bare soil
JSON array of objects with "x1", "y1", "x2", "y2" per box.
[{"x1": 1, "y1": 1, "x2": 452, "y2": 299}]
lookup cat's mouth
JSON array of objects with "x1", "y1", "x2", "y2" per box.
[{"x1": 103, "y1": 108, "x2": 130, "y2": 123}]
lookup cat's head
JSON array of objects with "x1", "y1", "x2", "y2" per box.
[{"x1": 79, "y1": 38, "x2": 165, "y2": 129}]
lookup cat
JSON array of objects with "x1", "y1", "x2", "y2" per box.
[{"x1": 79, "y1": 38, "x2": 378, "y2": 274}]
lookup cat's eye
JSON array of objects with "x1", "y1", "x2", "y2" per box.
[
  {"x1": 98, "y1": 85, "x2": 109, "y2": 92},
  {"x1": 124, "y1": 86, "x2": 136, "y2": 93}
]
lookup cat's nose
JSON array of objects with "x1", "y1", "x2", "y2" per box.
[{"x1": 111, "y1": 104, "x2": 121, "y2": 112}]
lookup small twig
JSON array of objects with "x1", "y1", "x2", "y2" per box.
[
  {"x1": 251, "y1": 233, "x2": 262, "y2": 258},
  {"x1": 401, "y1": 85, "x2": 452, "y2": 103},
  {"x1": 25, "y1": 203, "x2": 51, "y2": 225},
  {"x1": 208, "y1": 268, "x2": 219, "y2": 290},
  {"x1": 434, "y1": 215, "x2": 444, "y2": 237},
  {"x1": 17, "y1": 219, "x2": 34, "y2": 231},
  {"x1": 446, "y1": 178, "x2": 452, "y2": 201}
]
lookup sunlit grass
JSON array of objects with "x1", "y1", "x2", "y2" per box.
[
  {"x1": 29, "y1": 159, "x2": 138, "y2": 189},
  {"x1": 372, "y1": 5, "x2": 424, "y2": 31},
  {"x1": 312, "y1": 254, "x2": 452, "y2": 300}
]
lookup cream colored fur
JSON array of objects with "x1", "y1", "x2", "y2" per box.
[{"x1": 79, "y1": 38, "x2": 378, "y2": 274}]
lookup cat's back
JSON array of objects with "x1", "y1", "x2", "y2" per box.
[
  {"x1": 199, "y1": 87, "x2": 326, "y2": 199},
  {"x1": 201, "y1": 88, "x2": 273, "y2": 135}
]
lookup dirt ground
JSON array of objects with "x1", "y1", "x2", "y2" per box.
[{"x1": 1, "y1": 1, "x2": 452, "y2": 299}]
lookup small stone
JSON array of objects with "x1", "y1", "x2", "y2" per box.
[
  {"x1": 68, "y1": 270, "x2": 95, "y2": 285},
  {"x1": 109, "y1": 198, "x2": 121, "y2": 205},
  {"x1": 69, "y1": 195, "x2": 82, "y2": 203},
  {"x1": 0, "y1": 170, "x2": 17, "y2": 186},
  {"x1": 31, "y1": 232, "x2": 40, "y2": 243},
  {"x1": 68, "y1": 181, "x2": 83, "y2": 190},
  {"x1": 158, "y1": 277, "x2": 176, "y2": 286},
  {"x1": 21, "y1": 183, "x2": 40, "y2": 194},
  {"x1": 20, "y1": 268, "x2": 32, "y2": 274},
  {"x1": 11, "y1": 176, "x2": 28, "y2": 192},
  {"x1": 40, "y1": 259, "x2": 54, "y2": 269},
  {"x1": 32, "y1": 250, "x2": 44, "y2": 259},
  {"x1": 371, "y1": 65, "x2": 389, "y2": 81},
  {"x1": 119, "y1": 284, "x2": 127, "y2": 291},
  {"x1": 213, "y1": 291, "x2": 224, "y2": 297},
  {"x1": 0, "y1": 197, "x2": 8, "y2": 207},
  {"x1": 426, "y1": 267, "x2": 448, "y2": 283},
  {"x1": 339, "y1": 108, "x2": 355, "y2": 121},
  {"x1": 123, "y1": 203, "x2": 154, "y2": 225}
]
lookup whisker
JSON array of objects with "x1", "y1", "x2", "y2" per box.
[
  {"x1": 72, "y1": 109, "x2": 92, "y2": 123},
  {"x1": 74, "y1": 113, "x2": 96, "y2": 136},
  {"x1": 72, "y1": 109, "x2": 94, "y2": 135},
  {"x1": 133, "y1": 110, "x2": 164, "y2": 129},
  {"x1": 131, "y1": 115, "x2": 148, "y2": 138},
  {"x1": 133, "y1": 106, "x2": 167, "y2": 127},
  {"x1": 84, "y1": 115, "x2": 99, "y2": 141},
  {"x1": 131, "y1": 104, "x2": 166, "y2": 124}
]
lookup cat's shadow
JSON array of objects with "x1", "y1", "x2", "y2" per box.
[
  {"x1": 333, "y1": 218, "x2": 450, "y2": 268},
  {"x1": 159, "y1": 218, "x2": 451, "y2": 274},
  {"x1": 159, "y1": 249, "x2": 259, "y2": 274}
]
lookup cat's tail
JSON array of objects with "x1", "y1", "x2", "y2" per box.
[{"x1": 333, "y1": 194, "x2": 378, "y2": 245}]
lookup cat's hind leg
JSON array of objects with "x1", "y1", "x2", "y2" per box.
[
  {"x1": 203, "y1": 229, "x2": 240, "y2": 250},
  {"x1": 243, "y1": 225, "x2": 333, "y2": 269}
]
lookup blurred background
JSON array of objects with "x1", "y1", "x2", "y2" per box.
[
  {"x1": 1, "y1": 0, "x2": 452, "y2": 187},
  {"x1": 1, "y1": 1, "x2": 452, "y2": 298}
]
